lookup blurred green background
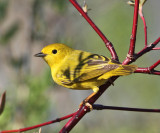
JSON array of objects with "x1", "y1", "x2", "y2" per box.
[{"x1": 0, "y1": 0, "x2": 160, "y2": 132}]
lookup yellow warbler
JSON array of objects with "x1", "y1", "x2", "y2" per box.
[{"x1": 35, "y1": 43, "x2": 137, "y2": 102}]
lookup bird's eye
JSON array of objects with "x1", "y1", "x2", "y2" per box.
[{"x1": 52, "y1": 49, "x2": 57, "y2": 54}]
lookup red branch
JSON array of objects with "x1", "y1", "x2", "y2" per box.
[
  {"x1": 139, "y1": 7, "x2": 147, "y2": 47},
  {"x1": 135, "y1": 38, "x2": 160, "y2": 75},
  {"x1": 152, "y1": 47, "x2": 160, "y2": 50},
  {"x1": 137, "y1": 37, "x2": 160, "y2": 56},
  {"x1": 123, "y1": 37, "x2": 160, "y2": 65},
  {"x1": 0, "y1": 112, "x2": 76, "y2": 133},
  {"x1": 123, "y1": 0, "x2": 139, "y2": 65},
  {"x1": 69, "y1": 0, "x2": 118, "y2": 61},
  {"x1": 150, "y1": 60, "x2": 160, "y2": 70},
  {"x1": 93, "y1": 104, "x2": 160, "y2": 113},
  {"x1": 135, "y1": 68, "x2": 160, "y2": 75},
  {"x1": 135, "y1": 60, "x2": 160, "y2": 75},
  {"x1": 134, "y1": 37, "x2": 160, "y2": 62}
]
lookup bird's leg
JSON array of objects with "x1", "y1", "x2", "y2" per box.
[
  {"x1": 79, "y1": 87, "x2": 99, "y2": 110},
  {"x1": 83, "y1": 92, "x2": 97, "y2": 103},
  {"x1": 79, "y1": 92, "x2": 97, "y2": 110}
]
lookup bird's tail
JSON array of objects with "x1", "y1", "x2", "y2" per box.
[
  {"x1": 98, "y1": 65, "x2": 137, "y2": 80},
  {"x1": 112, "y1": 65, "x2": 137, "y2": 75}
]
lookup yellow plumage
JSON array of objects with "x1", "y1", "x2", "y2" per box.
[{"x1": 35, "y1": 43, "x2": 137, "y2": 94}]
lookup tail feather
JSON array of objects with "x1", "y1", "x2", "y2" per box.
[
  {"x1": 113, "y1": 65, "x2": 137, "y2": 75},
  {"x1": 98, "y1": 65, "x2": 137, "y2": 80}
]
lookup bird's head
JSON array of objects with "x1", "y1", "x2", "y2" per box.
[{"x1": 35, "y1": 43, "x2": 73, "y2": 68}]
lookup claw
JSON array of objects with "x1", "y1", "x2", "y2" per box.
[
  {"x1": 85, "y1": 102, "x2": 93, "y2": 111},
  {"x1": 79, "y1": 100, "x2": 93, "y2": 111}
]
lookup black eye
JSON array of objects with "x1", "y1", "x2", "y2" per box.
[{"x1": 52, "y1": 49, "x2": 57, "y2": 54}]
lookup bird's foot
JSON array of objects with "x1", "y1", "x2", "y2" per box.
[{"x1": 79, "y1": 99, "x2": 93, "y2": 111}]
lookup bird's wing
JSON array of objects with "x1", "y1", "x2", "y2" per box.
[
  {"x1": 57, "y1": 53, "x2": 120, "y2": 84},
  {"x1": 73, "y1": 55, "x2": 120, "y2": 82}
]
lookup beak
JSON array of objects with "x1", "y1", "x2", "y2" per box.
[{"x1": 34, "y1": 52, "x2": 47, "y2": 57}]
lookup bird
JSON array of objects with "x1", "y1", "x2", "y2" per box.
[{"x1": 35, "y1": 43, "x2": 137, "y2": 106}]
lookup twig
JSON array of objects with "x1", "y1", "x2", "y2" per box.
[
  {"x1": 135, "y1": 60, "x2": 160, "y2": 75},
  {"x1": 152, "y1": 47, "x2": 160, "y2": 50},
  {"x1": 149, "y1": 60, "x2": 160, "y2": 70},
  {"x1": 135, "y1": 68, "x2": 160, "y2": 75},
  {"x1": 123, "y1": 0, "x2": 139, "y2": 65},
  {"x1": 139, "y1": 6, "x2": 147, "y2": 47},
  {"x1": 0, "y1": 112, "x2": 76, "y2": 133},
  {"x1": 93, "y1": 104, "x2": 160, "y2": 113},
  {"x1": 136, "y1": 37, "x2": 160, "y2": 59},
  {"x1": 133, "y1": 37, "x2": 160, "y2": 73}
]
